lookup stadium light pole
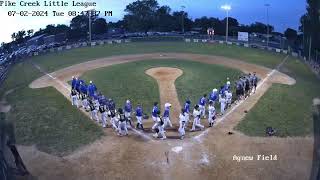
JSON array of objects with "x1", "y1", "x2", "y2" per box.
[
  {"x1": 265, "y1": 3, "x2": 270, "y2": 48},
  {"x1": 181, "y1": 6, "x2": 186, "y2": 34},
  {"x1": 221, "y1": 5, "x2": 231, "y2": 43},
  {"x1": 84, "y1": 8, "x2": 94, "y2": 45}
]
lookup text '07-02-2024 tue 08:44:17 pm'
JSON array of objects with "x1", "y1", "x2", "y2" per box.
[{"x1": 0, "y1": 1, "x2": 97, "y2": 7}]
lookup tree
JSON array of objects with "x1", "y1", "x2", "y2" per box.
[
  {"x1": 299, "y1": 0, "x2": 320, "y2": 57},
  {"x1": 124, "y1": 0, "x2": 159, "y2": 32},
  {"x1": 155, "y1": 6, "x2": 175, "y2": 32},
  {"x1": 92, "y1": 18, "x2": 108, "y2": 35},
  {"x1": 248, "y1": 22, "x2": 274, "y2": 34},
  {"x1": 284, "y1": 28, "x2": 298, "y2": 42},
  {"x1": 27, "y1": 29, "x2": 34, "y2": 37}
]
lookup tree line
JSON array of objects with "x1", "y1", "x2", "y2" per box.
[{"x1": 1, "y1": 0, "x2": 319, "y2": 57}]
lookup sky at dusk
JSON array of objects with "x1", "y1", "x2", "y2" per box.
[{"x1": 0, "y1": 0, "x2": 307, "y2": 43}]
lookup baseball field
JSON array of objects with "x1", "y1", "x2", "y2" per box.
[{"x1": 0, "y1": 42, "x2": 319, "y2": 179}]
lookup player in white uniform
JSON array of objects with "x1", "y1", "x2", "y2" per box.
[
  {"x1": 99, "y1": 104, "x2": 108, "y2": 128},
  {"x1": 219, "y1": 94, "x2": 227, "y2": 115},
  {"x1": 70, "y1": 89, "x2": 78, "y2": 107},
  {"x1": 191, "y1": 105, "x2": 204, "y2": 131},
  {"x1": 163, "y1": 103, "x2": 172, "y2": 129},
  {"x1": 225, "y1": 90, "x2": 233, "y2": 109},
  {"x1": 208, "y1": 100, "x2": 216, "y2": 127},
  {"x1": 117, "y1": 108, "x2": 128, "y2": 136},
  {"x1": 178, "y1": 109, "x2": 187, "y2": 140}
]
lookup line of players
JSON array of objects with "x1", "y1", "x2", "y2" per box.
[{"x1": 70, "y1": 73, "x2": 258, "y2": 140}]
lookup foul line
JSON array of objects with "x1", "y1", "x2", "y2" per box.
[
  {"x1": 193, "y1": 55, "x2": 289, "y2": 142},
  {"x1": 31, "y1": 61, "x2": 154, "y2": 142}
]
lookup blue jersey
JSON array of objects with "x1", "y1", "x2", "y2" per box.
[
  {"x1": 163, "y1": 108, "x2": 170, "y2": 117},
  {"x1": 152, "y1": 106, "x2": 159, "y2": 117},
  {"x1": 184, "y1": 103, "x2": 190, "y2": 113},
  {"x1": 209, "y1": 92, "x2": 218, "y2": 101},
  {"x1": 199, "y1": 97, "x2": 206, "y2": 106},
  {"x1": 124, "y1": 103, "x2": 132, "y2": 112},
  {"x1": 108, "y1": 101, "x2": 115, "y2": 111},
  {"x1": 75, "y1": 79, "x2": 81, "y2": 90},
  {"x1": 136, "y1": 107, "x2": 143, "y2": 117},
  {"x1": 225, "y1": 84, "x2": 231, "y2": 91},
  {"x1": 71, "y1": 78, "x2": 77, "y2": 89},
  {"x1": 80, "y1": 84, "x2": 87, "y2": 94}
]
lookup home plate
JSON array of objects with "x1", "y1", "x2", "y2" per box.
[{"x1": 171, "y1": 146, "x2": 183, "y2": 153}]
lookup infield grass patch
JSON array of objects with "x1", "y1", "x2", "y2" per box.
[{"x1": 81, "y1": 59, "x2": 242, "y2": 113}]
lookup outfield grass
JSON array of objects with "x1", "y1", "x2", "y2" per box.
[
  {"x1": 236, "y1": 57, "x2": 320, "y2": 137},
  {"x1": 81, "y1": 59, "x2": 242, "y2": 113},
  {"x1": 31, "y1": 42, "x2": 285, "y2": 72},
  {"x1": 1, "y1": 61, "x2": 103, "y2": 156}
]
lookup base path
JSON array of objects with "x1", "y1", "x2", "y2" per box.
[{"x1": 22, "y1": 53, "x2": 313, "y2": 180}]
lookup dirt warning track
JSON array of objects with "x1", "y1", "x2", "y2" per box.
[{"x1": 23, "y1": 53, "x2": 313, "y2": 180}]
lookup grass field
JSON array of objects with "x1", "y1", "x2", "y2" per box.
[
  {"x1": 0, "y1": 42, "x2": 318, "y2": 155},
  {"x1": 236, "y1": 57, "x2": 320, "y2": 137},
  {"x1": 1, "y1": 62, "x2": 103, "y2": 156},
  {"x1": 80, "y1": 59, "x2": 242, "y2": 113},
  {"x1": 31, "y1": 42, "x2": 285, "y2": 72}
]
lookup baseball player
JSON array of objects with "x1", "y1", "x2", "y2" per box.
[
  {"x1": 153, "y1": 114, "x2": 166, "y2": 140},
  {"x1": 184, "y1": 99, "x2": 191, "y2": 125},
  {"x1": 178, "y1": 108, "x2": 187, "y2": 140},
  {"x1": 191, "y1": 105, "x2": 204, "y2": 131},
  {"x1": 117, "y1": 108, "x2": 128, "y2": 136},
  {"x1": 75, "y1": 78, "x2": 81, "y2": 94},
  {"x1": 235, "y1": 78, "x2": 243, "y2": 103},
  {"x1": 208, "y1": 100, "x2": 216, "y2": 127},
  {"x1": 109, "y1": 108, "x2": 118, "y2": 130},
  {"x1": 89, "y1": 101, "x2": 99, "y2": 122},
  {"x1": 135, "y1": 104, "x2": 144, "y2": 130},
  {"x1": 244, "y1": 74, "x2": 251, "y2": 98},
  {"x1": 151, "y1": 102, "x2": 160, "y2": 130},
  {"x1": 87, "y1": 81, "x2": 97, "y2": 97},
  {"x1": 225, "y1": 90, "x2": 233, "y2": 109},
  {"x1": 252, "y1": 72, "x2": 258, "y2": 94},
  {"x1": 198, "y1": 94, "x2": 207, "y2": 118},
  {"x1": 99, "y1": 103, "x2": 108, "y2": 128},
  {"x1": 209, "y1": 89, "x2": 218, "y2": 105},
  {"x1": 240, "y1": 76, "x2": 246, "y2": 99},
  {"x1": 163, "y1": 103, "x2": 172, "y2": 129},
  {"x1": 124, "y1": 100, "x2": 133, "y2": 127},
  {"x1": 70, "y1": 88, "x2": 78, "y2": 107},
  {"x1": 219, "y1": 94, "x2": 227, "y2": 115},
  {"x1": 71, "y1": 76, "x2": 77, "y2": 90}
]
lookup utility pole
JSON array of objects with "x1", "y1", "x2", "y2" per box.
[
  {"x1": 265, "y1": 4, "x2": 270, "y2": 48},
  {"x1": 221, "y1": 5, "x2": 231, "y2": 43},
  {"x1": 309, "y1": 36, "x2": 312, "y2": 61},
  {"x1": 89, "y1": 10, "x2": 92, "y2": 45},
  {"x1": 181, "y1": 6, "x2": 185, "y2": 34}
]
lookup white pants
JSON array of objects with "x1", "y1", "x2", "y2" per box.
[
  {"x1": 152, "y1": 116, "x2": 158, "y2": 130},
  {"x1": 111, "y1": 117, "x2": 118, "y2": 129},
  {"x1": 191, "y1": 117, "x2": 204, "y2": 131},
  {"x1": 185, "y1": 113, "x2": 190, "y2": 124},
  {"x1": 101, "y1": 112, "x2": 107, "y2": 127},
  {"x1": 125, "y1": 112, "x2": 131, "y2": 118},
  {"x1": 164, "y1": 117, "x2": 172, "y2": 128},
  {"x1": 91, "y1": 110, "x2": 98, "y2": 121},
  {"x1": 158, "y1": 125, "x2": 166, "y2": 138},
  {"x1": 178, "y1": 127, "x2": 185, "y2": 136},
  {"x1": 136, "y1": 116, "x2": 143, "y2": 125},
  {"x1": 71, "y1": 95, "x2": 78, "y2": 107},
  {"x1": 199, "y1": 105, "x2": 206, "y2": 117},
  {"x1": 221, "y1": 103, "x2": 226, "y2": 115},
  {"x1": 208, "y1": 112, "x2": 215, "y2": 124},
  {"x1": 82, "y1": 99, "x2": 88, "y2": 110},
  {"x1": 118, "y1": 121, "x2": 128, "y2": 135}
]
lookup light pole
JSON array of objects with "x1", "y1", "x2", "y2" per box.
[
  {"x1": 84, "y1": 8, "x2": 94, "y2": 44},
  {"x1": 181, "y1": 6, "x2": 186, "y2": 34},
  {"x1": 265, "y1": 3, "x2": 270, "y2": 48},
  {"x1": 221, "y1": 5, "x2": 231, "y2": 43}
]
